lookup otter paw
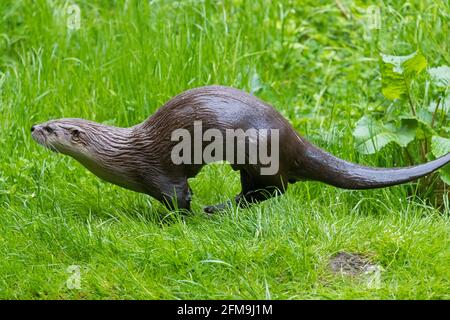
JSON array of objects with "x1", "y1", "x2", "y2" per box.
[{"x1": 203, "y1": 200, "x2": 233, "y2": 215}]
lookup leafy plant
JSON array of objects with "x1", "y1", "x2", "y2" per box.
[{"x1": 353, "y1": 50, "x2": 450, "y2": 195}]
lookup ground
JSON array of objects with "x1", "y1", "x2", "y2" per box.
[{"x1": 0, "y1": 0, "x2": 449, "y2": 299}]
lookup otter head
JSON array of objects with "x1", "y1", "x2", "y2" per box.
[
  {"x1": 31, "y1": 119, "x2": 89, "y2": 158},
  {"x1": 31, "y1": 118, "x2": 148, "y2": 193}
]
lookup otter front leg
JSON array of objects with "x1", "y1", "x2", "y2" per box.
[
  {"x1": 159, "y1": 179, "x2": 193, "y2": 213},
  {"x1": 203, "y1": 198, "x2": 237, "y2": 214}
]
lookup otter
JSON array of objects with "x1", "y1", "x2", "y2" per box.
[{"x1": 31, "y1": 85, "x2": 450, "y2": 213}]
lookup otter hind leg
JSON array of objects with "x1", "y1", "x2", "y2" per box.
[{"x1": 203, "y1": 170, "x2": 288, "y2": 214}]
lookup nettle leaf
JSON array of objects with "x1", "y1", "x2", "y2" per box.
[
  {"x1": 431, "y1": 135, "x2": 450, "y2": 185},
  {"x1": 428, "y1": 65, "x2": 450, "y2": 88},
  {"x1": 380, "y1": 51, "x2": 427, "y2": 100},
  {"x1": 353, "y1": 116, "x2": 417, "y2": 154}
]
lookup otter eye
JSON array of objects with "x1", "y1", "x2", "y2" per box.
[
  {"x1": 44, "y1": 126, "x2": 54, "y2": 133},
  {"x1": 71, "y1": 129, "x2": 81, "y2": 140}
]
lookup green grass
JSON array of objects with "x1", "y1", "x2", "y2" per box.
[{"x1": 1, "y1": 0, "x2": 450, "y2": 299}]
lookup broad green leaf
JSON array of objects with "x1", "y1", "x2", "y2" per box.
[
  {"x1": 381, "y1": 53, "x2": 414, "y2": 73},
  {"x1": 380, "y1": 52, "x2": 427, "y2": 75},
  {"x1": 353, "y1": 116, "x2": 393, "y2": 154},
  {"x1": 380, "y1": 63, "x2": 406, "y2": 100},
  {"x1": 438, "y1": 166, "x2": 450, "y2": 185},
  {"x1": 431, "y1": 135, "x2": 450, "y2": 185},
  {"x1": 395, "y1": 118, "x2": 418, "y2": 147},
  {"x1": 402, "y1": 52, "x2": 427, "y2": 79},
  {"x1": 431, "y1": 135, "x2": 450, "y2": 158},
  {"x1": 353, "y1": 116, "x2": 417, "y2": 154},
  {"x1": 428, "y1": 65, "x2": 450, "y2": 88},
  {"x1": 401, "y1": 111, "x2": 436, "y2": 139},
  {"x1": 358, "y1": 132, "x2": 398, "y2": 154},
  {"x1": 380, "y1": 51, "x2": 427, "y2": 100}
]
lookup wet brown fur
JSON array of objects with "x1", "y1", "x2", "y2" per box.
[{"x1": 31, "y1": 85, "x2": 450, "y2": 213}]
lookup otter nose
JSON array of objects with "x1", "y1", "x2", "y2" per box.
[{"x1": 31, "y1": 125, "x2": 36, "y2": 132}]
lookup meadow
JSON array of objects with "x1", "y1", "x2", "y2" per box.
[{"x1": 0, "y1": 0, "x2": 449, "y2": 299}]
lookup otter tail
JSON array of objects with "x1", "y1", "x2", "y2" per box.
[{"x1": 300, "y1": 143, "x2": 450, "y2": 189}]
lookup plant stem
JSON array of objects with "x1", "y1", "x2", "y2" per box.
[
  {"x1": 430, "y1": 96, "x2": 441, "y2": 129},
  {"x1": 404, "y1": 147, "x2": 414, "y2": 165},
  {"x1": 403, "y1": 79, "x2": 426, "y2": 161},
  {"x1": 404, "y1": 78, "x2": 417, "y2": 117},
  {"x1": 420, "y1": 141, "x2": 427, "y2": 163},
  {"x1": 439, "y1": 91, "x2": 448, "y2": 132},
  {"x1": 335, "y1": 0, "x2": 351, "y2": 20}
]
